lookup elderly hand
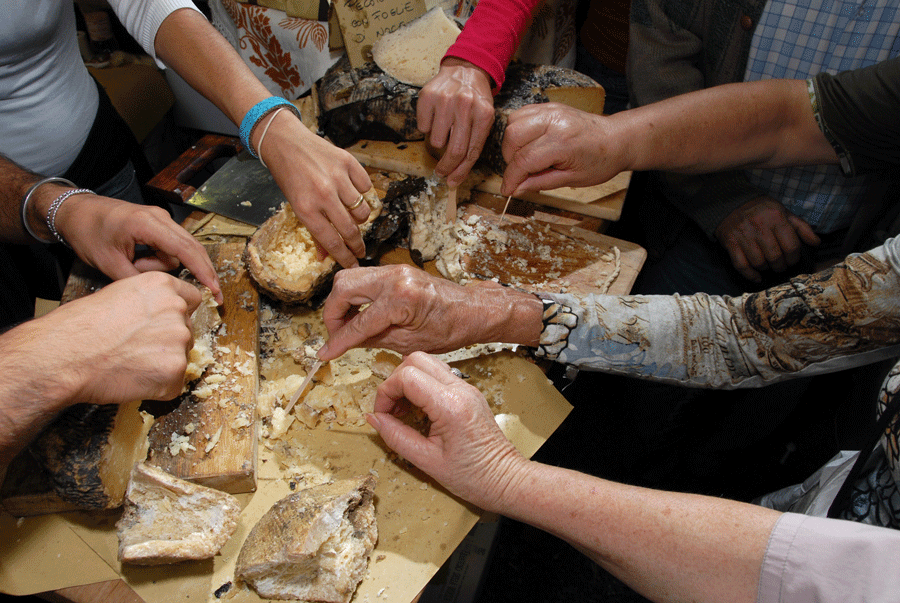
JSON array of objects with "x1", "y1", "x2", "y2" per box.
[
  {"x1": 254, "y1": 111, "x2": 373, "y2": 269},
  {"x1": 418, "y1": 58, "x2": 496, "y2": 187},
  {"x1": 318, "y1": 265, "x2": 543, "y2": 361},
  {"x1": 7, "y1": 271, "x2": 201, "y2": 405},
  {"x1": 368, "y1": 352, "x2": 526, "y2": 511},
  {"x1": 500, "y1": 103, "x2": 623, "y2": 196},
  {"x1": 715, "y1": 196, "x2": 821, "y2": 283},
  {"x1": 54, "y1": 192, "x2": 223, "y2": 303}
]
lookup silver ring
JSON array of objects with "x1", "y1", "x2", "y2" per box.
[{"x1": 347, "y1": 194, "x2": 365, "y2": 210}]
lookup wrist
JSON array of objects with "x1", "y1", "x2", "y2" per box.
[
  {"x1": 474, "y1": 286, "x2": 543, "y2": 347},
  {"x1": 240, "y1": 97, "x2": 302, "y2": 159},
  {"x1": 22, "y1": 179, "x2": 94, "y2": 247}
]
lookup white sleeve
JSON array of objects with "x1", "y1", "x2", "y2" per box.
[
  {"x1": 758, "y1": 513, "x2": 900, "y2": 603},
  {"x1": 107, "y1": 0, "x2": 202, "y2": 67}
]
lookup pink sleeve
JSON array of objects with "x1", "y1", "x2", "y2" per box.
[
  {"x1": 443, "y1": 0, "x2": 541, "y2": 91},
  {"x1": 758, "y1": 513, "x2": 900, "y2": 603}
]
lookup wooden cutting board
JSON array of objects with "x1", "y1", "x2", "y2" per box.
[
  {"x1": 0, "y1": 241, "x2": 260, "y2": 516},
  {"x1": 455, "y1": 204, "x2": 645, "y2": 296},
  {"x1": 145, "y1": 240, "x2": 260, "y2": 494},
  {"x1": 347, "y1": 139, "x2": 629, "y2": 220}
]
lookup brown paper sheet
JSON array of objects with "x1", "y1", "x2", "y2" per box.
[{"x1": 0, "y1": 351, "x2": 570, "y2": 601}]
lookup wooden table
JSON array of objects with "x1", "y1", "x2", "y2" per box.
[{"x1": 24, "y1": 135, "x2": 641, "y2": 603}]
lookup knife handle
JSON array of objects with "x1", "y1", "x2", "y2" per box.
[{"x1": 146, "y1": 134, "x2": 242, "y2": 205}]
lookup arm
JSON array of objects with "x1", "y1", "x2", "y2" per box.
[
  {"x1": 417, "y1": 0, "x2": 542, "y2": 186},
  {"x1": 112, "y1": 2, "x2": 373, "y2": 269},
  {"x1": 321, "y1": 236, "x2": 900, "y2": 386},
  {"x1": 0, "y1": 271, "x2": 200, "y2": 475},
  {"x1": 368, "y1": 352, "x2": 779, "y2": 603},
  {"x1": 3, "y1": 155, "x2": 222, "y2": 302},
  {"x1": 500, "y1": 79, "x2": 836, "y2": 195},
  {"x1": 318, "y1": 264, "x2": 541, "y2": 360}
]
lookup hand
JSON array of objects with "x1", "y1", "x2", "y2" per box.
[
  {"x1": 256, "y1": 111, "x2": 373, "y2": 268},
  {"x1": 55, "y1": 193, "x2": 223, "y2": 304},
  {"x1": 319, "y1": 265, "x2": 492, "y2": 360},
  {"x1": 368, "y1": 352, "x2": 526, "y2": 511},
  {"x1": 417, "y1": 58, "x2": 495, "y2": 187},
  {"x1": 501, "y1": 103, "x2": 623, "y2": 196},
  {"x1": 715, "y1": 197, "x2": 821, "y2": 283},
  {"x1": 25, "y1": 271, "x2": 202, "y2": 405}
]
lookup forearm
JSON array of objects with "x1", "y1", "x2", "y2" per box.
[
  {"x1": 0, "y1": 154, "x2": 76, "y2": 245},
  {"x1": 612, "y1": 80, "x2": 837, "y2": 175},
  {"x1": 495, "y1": 460, "x2": 778, "y2": 603},
  {"x1": 153, "y1": 8, "x2": 271, "y2": 126},
  {"x1": 0, "y1": 320, "x2": 77, "y2": 473}
]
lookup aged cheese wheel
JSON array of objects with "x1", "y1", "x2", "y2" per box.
[
  {"x1": 244, "y1": 189, "x2": 383, "y2": 304},
  {"x1": 318, "y1": 59, "x2": 604, "y2": 171},
  {"x1": 28, "y1": 400, "x2": 153, "y2": 510},
  {"x1": 236, "y1": 476, "x2": 377, "y2": 603}
]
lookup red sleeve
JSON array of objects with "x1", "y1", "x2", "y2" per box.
[{"x1": 443, "y1": 0, "x2": 541, "y2": 91}]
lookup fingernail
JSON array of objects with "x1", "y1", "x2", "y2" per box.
[{"x1": 365, "y1": 413, "x2": 381, "y2": 430}]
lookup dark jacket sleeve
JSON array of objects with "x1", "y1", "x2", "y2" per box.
[{"x1": 813, "y1": 57, "x2": 900, "y2": 177}]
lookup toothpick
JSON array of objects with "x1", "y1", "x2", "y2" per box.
[
  {"x1": 498, "y1": 194, "x2": 512, "y2": 226},
  {"x1": 284, "y1": 358, "x2": 322, "y2": 415}
]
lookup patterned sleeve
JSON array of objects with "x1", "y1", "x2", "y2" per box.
[{"x1": 533, "y1": 237, "x2": 900, "y2": 389}]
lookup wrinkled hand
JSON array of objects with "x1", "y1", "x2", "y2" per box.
[
  {"x1": 368, "y1": 352, "x2": 525, "y2": 511},
  {"x1": 55, "y1": 193, "x2": 223, "y2": 304},
  {"x1": 258, "y1": 111, "x2": 373, "y2": 268},
  {"x1": 501, "y1": 103, "x2": 621, "y2": 196},
  {"x1": 319, "y1": 265, "x2": 494, "y2": 360},
  {"x1": 30, "y1": 271, "x2": 201, "y2": 404},
  {"x1": 715, "y1": 197, "x2": 821, "y2": 283},
  {"x1": 418, "y1": 58, "x2": 495, "y2": 187}
]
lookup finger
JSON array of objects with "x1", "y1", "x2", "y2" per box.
[
  {"x1": 366, "y1": 411, "x2": 436, "y2": 465},
  {"x1": 139, "y1": 223, "x2": 223, "y2": 303},
  {"x1": 770, "y1": 226, "x2": 803, "y2": 270},
  {"x1": 416, "y1": 89, "x2": 437, "y2": 135},
  {"x1": 787, "y1": 215, "x2": 822, "y2": 247},
  {"x1": 321, "y1": 268, "x2": 383, "y2": 332},
  {"x1": 343, "y1": 190, "x2": 372, "y2": 224},
  {"x1": 375, "y1": 362, "x2": 448, "y2": 417},
  {"x1": 133, "y1": 256, "x2": 178, "y2": 274},
  {"x1": 753, "y1": 228, "x2": 788, "y2": 272},
  {"x1": 727, "y1": 243, "x2": 762, "y2": 283},
  {"x1": 305, "y1": 210, "x2": 361, "y2": 269},
  {"x1": 403, "y1": 351, "x2": 458, "y2": 386},
  {"x1": 170, "y1": 275, "x2": 204, "y2": 313},
  {"x1": 446, "y1": 110, "x2": 494, "y2": 187},
  {"x1": 319, "y1": 299, "x2": 399, "y2": 360}
]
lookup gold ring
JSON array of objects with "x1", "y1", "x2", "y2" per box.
[{"x1": 347, "y1": 194, "x2": 365, "y2": 210}]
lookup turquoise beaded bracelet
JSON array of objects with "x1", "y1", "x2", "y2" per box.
[{"x1": 239, "y1": 97, "x2": 301, "y2": 159}]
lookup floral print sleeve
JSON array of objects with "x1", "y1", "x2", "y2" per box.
[{"x1": 534, "y1": 237, "x2": 900, "y2": 389}]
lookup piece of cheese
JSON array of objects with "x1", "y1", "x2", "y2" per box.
[{"x1": 372, "y1": 7, "x2": 461, "y2": 87}]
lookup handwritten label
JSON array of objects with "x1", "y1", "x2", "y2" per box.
[{"x1": 333, "y1": 0, "x2": 427, "y2": 67}]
